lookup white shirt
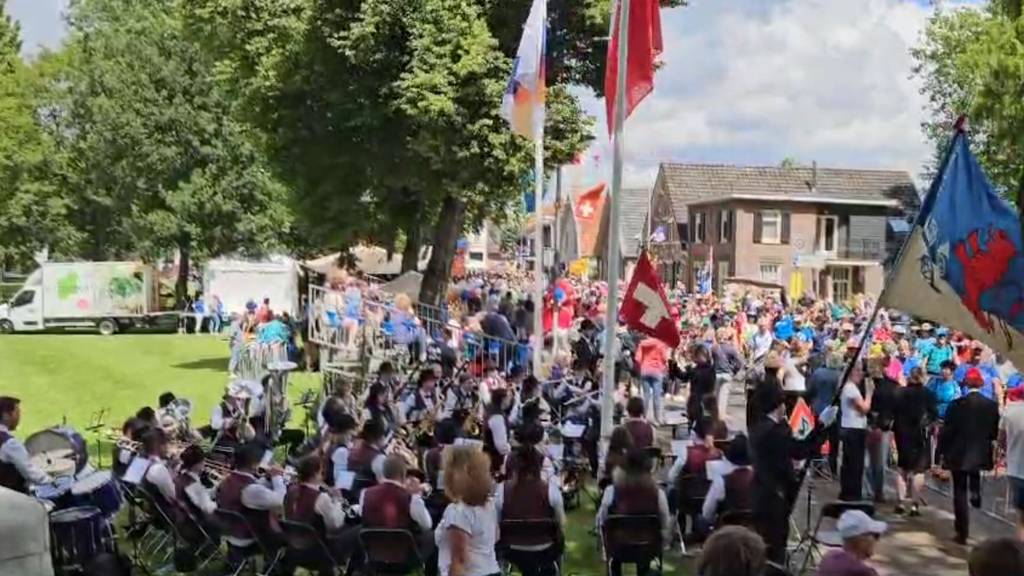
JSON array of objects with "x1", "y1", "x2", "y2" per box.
[
  {"x1": 702, "y1": 465, "x2": 752, "y2": 521},
  {"x1": 226, "y1": 471, "x2": 287, "y2": 547},
  {"x1": 296, "y1": 483, "x2": 347, "y2": 532},
  {"x1": 144, "y1": 457, "x2": 177, "y2": 504},
  {"x1": 596, "y1": 484, "x2": 672, "y2": 548},
  {"x1": 1002, "y1": 403, "x2": 1024, "y2": 479},
  {"x1": 0, "y1": 425, "x2": 52, "y2": 487},
  {"x1": 840, "y1": 382, "x2": 868, "y2": 429},
  {"x1": 751, "y1": 331, "x2": 773, "y2": 360},
  {"x1": 358, "y1": 479, "x2": 433, "y2": 532},
  {"x1": 782, "y1": 357, "x2": 806, "y2": 392},
  {"x1": 494, "y1": 478, "x2": 566, "y2": 536},
  {"x1": 330, "y1": 444, "x2": 351, "y2": 489},
  {"x1": 401, "y1": 391, "x2": 437, "y2": 423},
  {"x1": 182, "y1": 470, "x2": 217, "y2": 515},
  {"x1": 487, "y1": 415, "x2": 510, "y2": 456},
  {"x1": 435, "y1": 501, "x2": 501, "y2": 576}
]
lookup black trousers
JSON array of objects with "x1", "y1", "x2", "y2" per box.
[
  {"x1": 753, "y1": 494, "x2": 790, "y2": 565},
  {"x1": 840, "y1": 428, "x2": 867, "y2": 501},
  {"x1": 952, "y1": 471, "x2": 982, "y2": 539}
]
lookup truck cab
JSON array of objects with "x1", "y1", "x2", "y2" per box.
[{"x1": 0, "y1": 287, "x2": 44, "y2": 332}]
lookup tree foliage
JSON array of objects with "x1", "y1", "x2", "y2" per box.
[{"x1": 913, "y1": 2, "x2": 1024, "y2": 199}]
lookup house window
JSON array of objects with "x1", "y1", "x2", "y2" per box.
[
  {"x1": 760, "y1": 210, "x2": 781, "y2": 244},
  {"x1": 469, "y1": 252, "x2": 484, "y2": 262},
  {"x1": 694, "y1": 212, "x2": 706, "y2": 244},
  {"x1": 719, "y1": 210, "x2": 732, "y2": 243},
  {"x1": 818, "y1": 215, "x2": 838, "y2": 255},
  {"x1": 832, "y1": 266, "x2": 851, "y2": 302},
  {"x1": 542, "y1": 225, "x2": 553, "y2": 249},
  {"x1": 759, "y1": 263, "x2": 781, "y2": 284}
]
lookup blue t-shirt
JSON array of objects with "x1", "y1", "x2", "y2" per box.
[
  {"x1": 927, "y1": 376, "x2": 961, "y2": 419},
  {"x1": 914, "y1": 337, "x2": 936, "y2": 357},
  {"x1": 924, "y1": 344, "x2": 954, "y2": 374},
  {"x1": 901, "y1": 355, "x2": 922, "y2": 377}
]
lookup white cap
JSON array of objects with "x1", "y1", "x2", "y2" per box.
[{"x1": 838, "y1": 510, "x2": 887, "y2": 539}]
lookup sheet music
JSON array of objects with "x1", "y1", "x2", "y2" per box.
[
  {"x1": 337, "y1": 471, "x2": 356, "y2": 491},
  {"x1": 123, "y1": 456, "x2": 150, "y2": 485},
  {"x1": 544, "y1": 444, "x2": 564, "y2": 464},
  {"x1": 560, "y1": 423, "x2": 586, "y2": 439}
]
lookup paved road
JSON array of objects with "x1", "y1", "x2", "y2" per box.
[{"x1": 660, "y1": 382, "x2": 1017, "y2": 576}]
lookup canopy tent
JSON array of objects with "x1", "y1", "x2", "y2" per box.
[
  {"x1": 380, "y1": 271, "x2": 424, "y2": 301},
  {"x1": 0, "y1": 488, "x2": 53, "y2": 575}
]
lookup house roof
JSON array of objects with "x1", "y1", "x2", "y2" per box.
[
  {"x1": 658, "y1": 163, "x2": 919, "y2": 222},
  {"x1": 619, "y1": 188, "x2": 651, "y2": 259}
]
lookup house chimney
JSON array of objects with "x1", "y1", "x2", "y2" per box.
[{"x1": 811, "y1": 160, "x2": 818, "y2": 193}]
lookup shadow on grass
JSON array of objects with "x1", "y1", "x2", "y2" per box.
[{"x1": 173, "y1": 357, "x2": 229, "y2": 371}]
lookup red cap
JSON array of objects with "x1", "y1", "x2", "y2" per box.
[
  {"x1": 1008, "y1": 387, "x2": 1024, "y2": 402},
  {"x1": 964, "y1": 367, "x2": 984, "y2": 387}
]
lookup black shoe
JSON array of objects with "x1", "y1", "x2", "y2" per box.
[
  {"x1": 909, "y1": 504, "x2": 921, "y2": 517},
  {"x1": 971, "y1": 493, "x2": 982, "y2": 509},
  {"x1": 894, "y1": 504, "x2": 906, "y2": 515},
  {"x1": 954, "y1": 534, "x2": 968, "y2": 546}
]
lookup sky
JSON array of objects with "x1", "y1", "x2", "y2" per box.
[{"x1": 8, "y1": 0, "x2": 983, "y2": 190}]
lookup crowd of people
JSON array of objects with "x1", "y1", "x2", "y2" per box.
[{"x1": 4, "y1": 265, "x2": 1024, "y2": 576}]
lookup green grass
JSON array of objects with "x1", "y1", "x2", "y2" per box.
[{"x1": 0, "y1": 334, "x2": 690, "y2": 575}]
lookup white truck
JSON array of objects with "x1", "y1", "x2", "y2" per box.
[
  {"x1": 203, "y1": 255, "x2": 300, "y2": 317},
  {"x1": 0, "y1": 261, "x2": 174, "y2": 335}
]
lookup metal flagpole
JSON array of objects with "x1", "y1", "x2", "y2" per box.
[
  {"x1": 600, "y1": 0, "x2": 631, "y2": 444},
  {"x1": 533, "y1": 134, "x2": 545, "y2": 376}
]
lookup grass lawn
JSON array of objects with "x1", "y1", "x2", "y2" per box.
[{"x1": 0, "y1": 334, "x2": 690, "y2": 575}]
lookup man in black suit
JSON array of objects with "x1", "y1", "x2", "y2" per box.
[
  {"x1": 750, "y1": 384, "x2": 837, "y2": 564},
  {"x1": 939, "y1": 367, "x2": 1000, "y2": 545}
]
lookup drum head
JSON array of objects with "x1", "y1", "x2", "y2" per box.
[
  {"x1": 25, "y1": 427, "x2": 88, "y2": 472},
  {"x1": 50, "y1": 506, "x2": 102, "y2": 523},
  {"x1": 71, "y1": 471, "x2": 112, "y2": 495}
]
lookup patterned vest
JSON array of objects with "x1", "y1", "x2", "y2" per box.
[
  {"x1": 361, "y1": 482, "x2": 414, "y2": 530},
  {"x1": 0, "y1": 432, "x2": 27, "y2": 494},
  {"x1": 284, "y1": 483, "x2": 327, "y2": 536}
]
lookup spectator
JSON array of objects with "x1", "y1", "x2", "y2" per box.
[
  {"x1": 968, "y1": 538, "x2": 1024, "y2": 576},
  {"x1": 924, "y1": 328, "x2": 955, "y2": 375},
  {"x1": 634, "y1": 335, "x2": 671, "y2": 424},
  {"x1": 927, "y1": 360, "x2": 961, "y2": 420},
  {"x1": 255, "y1": 297, "x2": 273, "y2": 324},
  {"x1": 892, "y1": 367, "x2": 938, "y2": 516},
  {"x1": 435, "y1": 446, "x2": 499, "y2": 576},
  {"x1": 839, "y1": 363, "x2": 872, "y2": 502},
  {"x1": 696, "y1": 526, "x2": 766, "y2": 576},
  {"x1": 999, "y1": 386, "x2": 1024, "y2": 541},
  {"x1": 816, "y1": 510, "x2": 886, "y2": 576},
  {"x1": 209, "y1": 295, "x2": 224, "y2": 334}
]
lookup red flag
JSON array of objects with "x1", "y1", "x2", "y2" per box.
[
  {"x1": 620, "y1": 251, "x2": 679, "y2": 348},
  {"x1": 574, "y1": 182, "x2": 606, "y2": 220},
  {"x1": 605, "y1": 0, "x2": 663, "y2": 135}
]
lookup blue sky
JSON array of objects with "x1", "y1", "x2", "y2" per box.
[{"x1": 9, "y1": 0, "x2": 985, "y2": 189}]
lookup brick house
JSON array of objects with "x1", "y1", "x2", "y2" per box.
[{"x1": 673, "y1": 163, "x2": 918, "y2": 300}]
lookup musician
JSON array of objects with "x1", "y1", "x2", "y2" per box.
[
  {"x1": 0, "y1": 397, "x2": 52, "y2": 494},
  {"x1": 138, "y1": 428, "x2": 179, "y2": 510},
  {"x1": 210, "y1": 385, "x2": 250, "y2": 446},
  {"x1": 284, "y1": 455, "x2": 359, "y2": 565},
  {"x1": 511, "y1": 376, "x2": 550, "y2": 428},
  {"x1": 480, "y1": 361, "x2": 507, "y2": 407},
  {"x1": 425, "y1": 420, "x2": 458, "y2": 491},
  {"x1": 375, "y1": 361, "x2": 399, "y2": 390},
  {"x1": 701, "y1": 435, "x2": 754, "y2": 525},
  {"x1": 321, "y1": 413, "x2": 358, "y2": 489},
  {"x1": 402, "y1": 370, "x2": 440, "y2": 424},
  {"x1": 620, "y1": 396, "x2": 655, "y2": 449},
  {"x1": 349, "y1": 418, "x2": 388, "y2": 490},
  {"x1": 483, "y1": 388, "x2": 513, "y2": 475},
  {"x1": 596, "y1": 449, "x2": 672, "y2": 576},
  {"x1": 175, "y1": 444, "x2": 221, "y2": 543},
  {"x1": 359, "y1": 455, "x2": 435, "y2": 558},
  {"x1": 442, "y1": 374, "x2": 478, "y2": 420},
  {"x1": 113, "y1": 417, "x2": 149, "y2": 478},
  {"x1": 495, "y1": 445, "x2": 565, "y2": 576},
  {"x1": 364, "y1": 383, "x2": 396, "y2": 433},
  {"x1": 216, "y1": 441, "x2": 286, "y2": 550},
  {"x1": 317, "y1": 381, "x2": 361, "y2": 432}
]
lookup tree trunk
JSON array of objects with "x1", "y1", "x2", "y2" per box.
[
  {"x1": 419, "y1": 195, "x2": 465, "y2": 306},
  {"x1": 176, "y1": 242, "x2": 190, "y2": 307},
  {"x1": 401, "y1": 219, "x2": 422, "y2": 273}
]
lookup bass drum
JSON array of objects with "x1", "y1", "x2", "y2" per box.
[{"x1": 25, "y1": 427, "x2": 89, "y2": 474}]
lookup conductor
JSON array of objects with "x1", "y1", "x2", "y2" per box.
[{"x1": 750, "y1": 385, "x2": 836, "y2": 564}]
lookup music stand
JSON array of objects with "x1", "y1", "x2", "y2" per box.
[{"x1": 86, "y1": 408, "x2": 109, "y2": 469}]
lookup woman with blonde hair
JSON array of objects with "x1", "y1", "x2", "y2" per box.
[{"x1": 435, "y1": 445, "x2": 500, "y2": 576}]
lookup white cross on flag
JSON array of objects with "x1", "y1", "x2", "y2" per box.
[{"x1": 620, "y1": 251, "x2": 679, "y2": 348}]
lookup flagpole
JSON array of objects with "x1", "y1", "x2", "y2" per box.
[
  {"x1": 600, "y1": 0, "x2": 631, "y2": 445},
  {"x1": 533, "y1": 131, "x2": 545, "y2": 376}
]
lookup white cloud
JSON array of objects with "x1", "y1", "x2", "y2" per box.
[{"x1": 579, "y1": 0, "x2": 978, "y2": 190}]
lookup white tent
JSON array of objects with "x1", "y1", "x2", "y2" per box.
[
  {"x1": 204, "y1": 255, "x2": 300, "y2": 316},
  {"x1": 0, "y1": 488, "x2": 53, "y2": 575},
  {"x1": 381, "y1": 271, "x2": 424, "y2": 301}
]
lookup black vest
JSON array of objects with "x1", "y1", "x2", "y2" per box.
[{"x1": 0, "y1": 432, "x2": 28, "y2": 494}]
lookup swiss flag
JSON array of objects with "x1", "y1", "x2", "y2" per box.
[
  {"x1": 605, "y1": 0, "x2": 663, "y2": 136},
  {"x1": 620, "y1": 251, "x2": 679, "y2": 348},
  {"x1": 574, "y1": 182, "x2": 606, "y2": 221}
]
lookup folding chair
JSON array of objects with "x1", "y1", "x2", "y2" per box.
[
  {"x1": 359, "y1": 528, "x2": 424, "y2": 575},
  {"x1": 676, "y1": 473, "x2": 711, "y2": 543},
  {"x1": 795, "y1": 501, "x2": 875, "y2": 575},
  {"x1": 175, "y1": 506, "x2": 223, "y2": 572},
  {"x1": 214, "y1": 508, "x2": 284, "y2": 576},
  {"x1": 279, "y1": 520, "x2": 342, "y2": 576},
  {"x1": 643, "y1": 447, "x2": 665, "y2": 473},
  {"x1": 601, "y1": 514, "x2": 663, "y2": 576},
  {"x1": 135, "y1": 486, "x2": 180, "y2": 566},
  {"x1": 498, "y1": 519, "x2": 562, "y2": 576}
]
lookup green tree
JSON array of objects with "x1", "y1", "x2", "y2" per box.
[
  {"x1": 0, "y1": 2, "x2": 79, "y2": 269},
  {"x1": 52, "y1": 0, "x2": 293, "y2": 300}
]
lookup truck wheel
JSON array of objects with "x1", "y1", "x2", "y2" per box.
[
  {"x1": 97, "y1": 318, "x2": 118, "y2": 336},
  {"x1": 0, "y1": 320, "x2": 13, "y2": 334}
]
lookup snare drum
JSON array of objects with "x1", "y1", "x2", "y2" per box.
[
  {"x1": 26, "y1": 427, "x2": 89, "y2": 474},
  {"x1": 35, "y1": 476, "x2": 74, "y2": 511},
  {"x1": 49, "y1": 506, "x2": 114, "y2": 570},
  {"x1": 71, "y1": 471, "x2": 123, "y2": 517}
]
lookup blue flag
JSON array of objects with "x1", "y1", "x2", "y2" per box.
[{"x1": 882, "y1": 129, "x2": 1024, "y2": 367}]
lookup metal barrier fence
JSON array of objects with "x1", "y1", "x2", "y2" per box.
[{"x1": 307, "y1": 284, "x2": 533, "y2": 378}]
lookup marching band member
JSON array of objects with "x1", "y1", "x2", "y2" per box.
[
  {"x1": 483, "y1": 389, "x2": 512, "y2": 475},
  {"x1": 113, "y1": 417, "x2": 149, "y2": 478},
  {"x1": 176, "y1": 444, "x2": 217, "y2": 516},
  {"x1": 210, "y1": 383, "x2": 251, "y2": 446},
  {"x1": 349, "y1": 418, "x2": 388, "y2": 491},
  {"x1": 596, "y1": 449, "x2": 672, "y2": 576},
  {"x1": 364, "y1": 383, "x2": 396, "y2": 434},
  {"x1": 620, "y1": 396, "x2": 656, "y2": 449},
  {"x1": 0, "y1": 397, "x2": 52, "y2": 494},
  {"x1": 216, "y1": 442, "x2": 286, "y2": 550},
  {"x1": 443, "y1": 374, "x2": 478, "y2": 420},
  {"x1": 139, "y1": 428, "x2": 179, "y2": 508},
  {"x1": 284, "y1": 455, "x2": 359, "y2": 565},
  {"x1": 402, "y1": 370, "x2": 440, "y2": 424},
  {"x1": 496, "y1": 445, "x2": 565, "y2": 575},
  {"x1": 425, "y1": 420, "x2": 458, "y2": 492},
  {"x1": 701, "y1": 435, "x2": 754, "y2": 525},
  {"x1": 360, "y1": 455, "x2": 435, "y2": 558},
  {"x1": 321, "y1": 413, "x2": 358, "y2": 489},
  {"x1": 511, "y1": 376, "x2": 550, "y2": 428}
]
